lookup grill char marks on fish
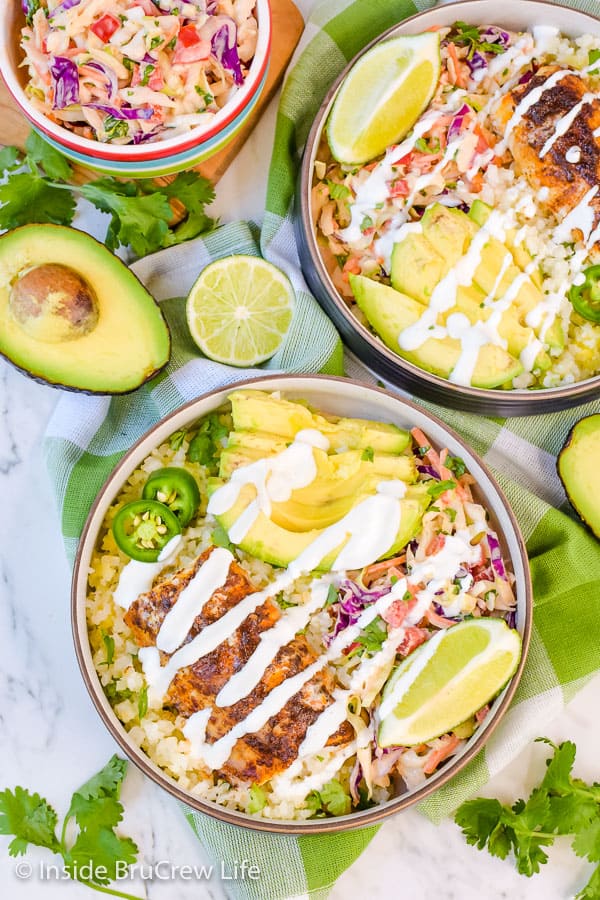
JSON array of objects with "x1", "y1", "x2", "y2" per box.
[
  {"x1": 493, "y1": 66, "x2": 600, "y2": 247},
  {"x1": 124, "y1": 548, "x2": 353, "y2": 784}
]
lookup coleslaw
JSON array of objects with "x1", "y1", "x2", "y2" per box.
[{"x1": 19, "y1": 0, "x2": 259, "y2": 144}]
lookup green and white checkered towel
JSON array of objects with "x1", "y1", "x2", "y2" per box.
[{"x1": 43, "y1": 0, "x2": 600, "y2": 897}]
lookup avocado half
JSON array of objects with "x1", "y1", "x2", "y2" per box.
[
  {"x1": 0, "y1": 224, "x2": 171, "y2": 394},
  {"x1": 557, "y1": 414, "x2": 600, "y2": 539}
]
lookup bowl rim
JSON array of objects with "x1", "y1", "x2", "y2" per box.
[
  {"x1": 0, "y1": 0, "x2": 271, "y2": 162},
  {"x1": 71, "y1": 373, "x2": 533, "y2": 834},
  {"x1": 297, "y1": 0, "x2": 600, "y2": 413}
]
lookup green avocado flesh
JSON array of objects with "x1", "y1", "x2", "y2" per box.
[
  {"x1": 558, "y1": 414, "x2": 600, "y2": 539},
  {"x1": 350, "y1": 202, "x2": 565, "y2": 387},
  {"x1": 212, "y1": 390, "x2": 429, "y2": 570},
  {"x1": 0, "y1": 224, "x2": 170, "y2": 393}
]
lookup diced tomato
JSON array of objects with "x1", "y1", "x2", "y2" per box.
[
  {"x1": 147, "y1": 67, "x2": 164, "y2": 91},
  {"x1": 90, "y1": 14, "x2": 120, "y2": 42},
  {"x1": 173, "y1": 37, "x2": 211, "y2": 64},
  {"x1": 390, "y1": 178, "x2": 409, "y2": 198},
  {"x1": 134, "y1": 0, "x2": 161, "y2": 14},
  {"x1": 397, "y1": 627, "x2": 427, "y2": 657},
  {"x1": 178, "y1": 24, "x2": 201, "y2": 46},
  {"x1": 131, "y1": 63, "x2": 164, "y2": 91},
  {"x1": 383, "y1": 597, "x2": 416, "y2": 629}
]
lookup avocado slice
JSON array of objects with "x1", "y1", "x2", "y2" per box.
[
  {"x1": 391, "y1": 232, "x2": 445, "y2": 304},
  {"x1": 469, "y1": 199, "x2": 542, "y2": 288},
  {"x1": 211, "y1": 481, "x2": 431, "y2": 571},
  {"x1": 420, "y1": 203, "x2": 476, "y2": 264},
  {"x1": 350, "y1": 274, "x2": 523, "y2": 388},
  {"x1": 0, "y1": 224, "x2": 170, "y2": 393},
  {"x1": 229, "y1": 390, "x2": 410, "y2": 453},
  {"x1": 557, "y1": 414, "x2": 600, "y2": 539}
]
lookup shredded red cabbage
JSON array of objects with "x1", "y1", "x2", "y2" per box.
[
  {"x1": 49, "y1": 0, "x2": 82, "y2": 17},
  {"x1": 349, "y1": 759, "x2": 362, "y2": 804},
  {"x1": 518, "y1": 69, "x2": 534, "y2": 85},
  {"x1": 330, "y1": 579, "x2": 389, "y2": 640},
  {"x1": 50, "y1": 57, "x2": 80, "y2": 109},
  {"x1": 133, "y1": 129, "x2": 158, "y2": 143},
  {"x1": 448, "y1": 103, "x2": 471, "y2": 141},
  {"x1": 507, "y1": 610, "x2": 517, "y2": 629},
  {"x1": 480, "y1": 26, "x2": 510, "y2": 48},
  {"x1": 486, "y1": 532, "x2": 507, "y2": 580},
  {"x1": 211, "y1": 24, "x2": 244, "y2": 85},
  {"x1": 87, "y1": 103, "x2": 154, "y2": 120},
  {"x1": 85, "y1": 61, "x2": 118, "y2": 101},
  {"x1": 467, "y1": 51, "x2": 488, "y2": 75},
  {"x1": 417, "y1": 464, "x2": 440, "y2": 480}
]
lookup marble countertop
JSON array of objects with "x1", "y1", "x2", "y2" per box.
[{"x1": 1, "y1": 1, "x2": 599, "y2": 897}]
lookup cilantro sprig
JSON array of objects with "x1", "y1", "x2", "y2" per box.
[
  {"x1": 0, "y1": 132, "x2": 215, "y2": 258},
  {"x1": 448, "y1": 21, "x2": 506, "y2": 60},
  {"x1": 455, "y1": 739, "x2": 600, "y2": 897},
  {"x1": 306, "y1": 779, "x2": 351, "y2": 817},
  {"x1": 0, "y1": 755, "x2": 142, "y2": 899}
]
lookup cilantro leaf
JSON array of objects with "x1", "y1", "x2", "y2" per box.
[
  {"x1": 70, "y1": 755, "x2": 127, "y2": 805},
  {"x1": 0, "y1": 787, "x2": 60, "y2": 856},
  {"x1": 320, "y1": 780, "x2": 351, "y2": 817},
  {"x1": 427, "y1": 479, "x2": 457, "y2": 500},
  {"x1": 169, "y1": 429, "x2": 187, "y2": 451},
  {"x1": 327, "y1": 180, "x2": 350, "y2": 201},
  {"x1": 79, "y1": 180, "x2": 173, "y2": 257},
  {"x1": 573, "y1": 820, "x2": 600, "y2": 863},
  {"x1": 25, "y1": 131, "x2": 73, "y2": 182},
  {"x1": 188, "y1": 412, "x2": 230, "y2": 471},
  {"x1": 446, "y1": 455, "x2": 467, "y2": 478},
  {"x1": 247, "y1": 785, "x2": 267, "y2": 814},
  {"x1": 347, "y1": 616, "x2": 387, "y2": 658},
  {"x1": 154, "y1": 171, "x2": 216, "y2": 243},
  {"x1": 0, "y1": 146, "x2": 22, "y2": 173},
  {"x1": 64, "y1": 827, "x2": 138, "y2": 885},
  {"x1": 577, "y1": 865, "x2": 600, "y2": 900},
  {"x1": 361, "y1": 446, "x2": 374, "y2": 462},
  {"x1": 0, "y1": 173, "x2": 76, "y2": 228},
  {"x1": 211, "y1": 523, "x2": 234, "y2": 551},
  {"x1": 455, "y1": 798, "x2": 507, "y2": 851},
  {"x1": 66, "y1": 794, "x2": 123, "y2": 832},
  {"x1": 537, "y1": 738, "x2": 576, "y2": 793},
  {"x1": 546, "y1": 794, "x2": 597, "y2": 835}
]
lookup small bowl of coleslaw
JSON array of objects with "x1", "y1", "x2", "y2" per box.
[{"x1": 0, "y1": 0, "x2": 271, "y2": 176}]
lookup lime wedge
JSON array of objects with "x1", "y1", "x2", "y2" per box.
[
  {"x1": 186, "y1": 256, "x2": 294, "y2": 367},
  {"x1": 327, "y1": 32, "x2": 441, "y2": 165},
  {"x1": 378, "y1": 618, "x2": 521, "y2": 747}
]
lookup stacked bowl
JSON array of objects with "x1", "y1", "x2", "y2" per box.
[{"x1": 0, "y1": 0, "x2": 271, "y2": 178}]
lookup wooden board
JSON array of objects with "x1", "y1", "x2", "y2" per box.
[{"x1": 0, "y1": 0, "x2": 304, "y2": 184}]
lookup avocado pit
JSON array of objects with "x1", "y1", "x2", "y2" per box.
[{"x1": 9, "y1": 263, "x2": 99, "y2": 343}]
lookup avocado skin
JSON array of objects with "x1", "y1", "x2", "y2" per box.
[
  {"x1": 0, "y1": 224, "x2": 171, "y2": 395},
  {"x1": 557, "y1": 414, "x2": 600, "y2": 540}
]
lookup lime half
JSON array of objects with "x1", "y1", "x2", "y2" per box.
[
  {"x1": 186, "y1": 256, "x2": 294, "y2": 366},
  {"x1": 378, "y1": 618, "x2": 521, "y2": 747},
  {"x1": 327, "y1": 32, "x2": 441, "y2": 165}
]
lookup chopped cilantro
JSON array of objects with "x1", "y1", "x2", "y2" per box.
[
  {"x1": 327, "y1": 180, "x2": 350, "y2": 201},
  {"x1": 449, "y1": 21, "x2": 506, "y2": 59},
  {"x1": 325, "y1": 584, "x2": 338, "y2": 608},
  {"x1": 211, "y1": 524, "x2": 234, "y2": 551},
  {"x1": 169, "y1": 429, "x2": 187, "y2": 451},
  {"x1": 361, "y1": 446, "x2": 374, "y2": 462},
  {"x1": 347, "y1": 616, "x2": 387, "y2": 658},
  {"x1": 427, "y1": 479, "x2": 457, "y2": 500},
  {"x1": 360, "y1": 215, "x2": 374, "y2": 233},
  {"x1": 100, "y1": 632, "x2": 115, "y2": 668},
  {"x1": 446, "y1": 455, "x2": 467, "y2": 477},
  {"x1": 137, "y1": 685, "x2": 148, "y2": 720},
  {"x1": 187, "y1": 411, "x2": 230, "y2": 472},
  {"x1": 247, "y1": 785, "x2": 267, "y2": 814},
  {"x1": 415, "y1": 136, "x2": 441, "y2": 154}
]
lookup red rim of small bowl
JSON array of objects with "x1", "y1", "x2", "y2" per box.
[{"x1": 1, "y1": 0, "x2": 271, "y2": 162}]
